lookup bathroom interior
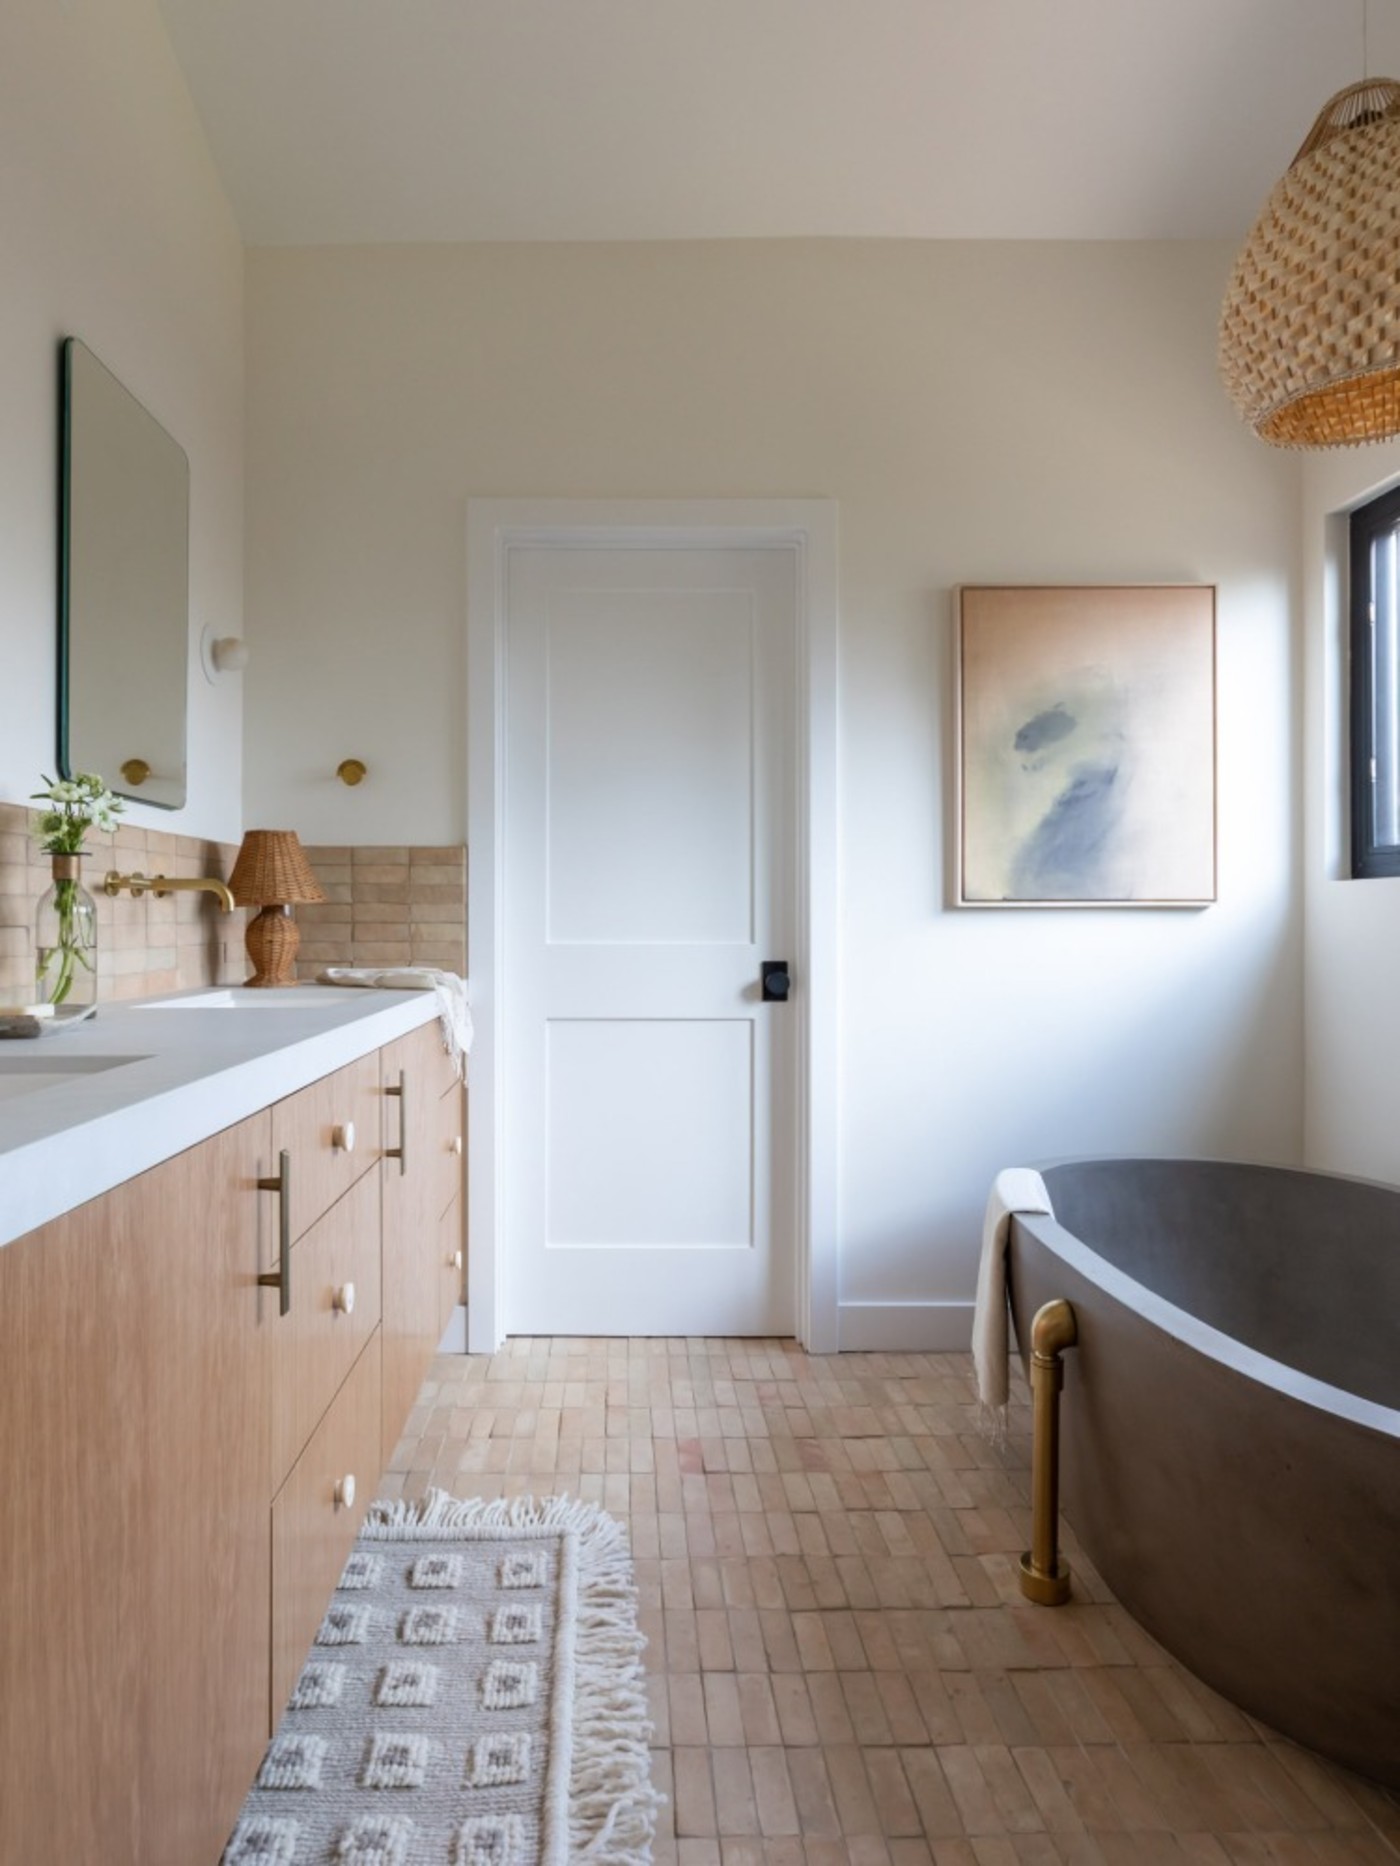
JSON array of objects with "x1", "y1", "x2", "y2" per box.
[{"x1": 2, "y1": 1, "x2": 1399, "y2": 1861}]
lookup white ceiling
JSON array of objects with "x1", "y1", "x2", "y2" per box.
[{"x1": 156, "y1": 0, "x2": 1400, "y2": 246}]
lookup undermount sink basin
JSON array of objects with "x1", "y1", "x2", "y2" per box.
[
  {"x1": 137, "y1": 987, "x2": 340, "y2": 1010},
  {"x1": 0, "y1": 1053, "x2": 148, "y2": 1104}
]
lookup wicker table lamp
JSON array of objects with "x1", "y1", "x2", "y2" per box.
[{"x1": 228, "y1": 829, "x2": 326, "y2": 988}]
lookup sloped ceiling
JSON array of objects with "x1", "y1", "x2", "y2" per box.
[{"x1": 157, "y1": 0, "x2": 1400, "y2": 244}]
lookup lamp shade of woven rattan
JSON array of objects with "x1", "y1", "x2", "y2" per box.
[
  {"x1": 229, "y1": 831, "x2": 325, "y2": 987},
  {"x1": 1220, "y1": 80, "x2": 1400, "y2": 448},
  {"x1": 228, "y1": 830, "x2": 326, "y2": 907}
]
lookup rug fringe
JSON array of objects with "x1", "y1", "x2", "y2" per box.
[{"x1": 363, "y1": 1491, "x2": 664, "y2": 1864}]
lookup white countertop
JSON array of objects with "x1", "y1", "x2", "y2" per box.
[{"x1": 0, "y1": 985, "x2": 445, "y2": 1248}]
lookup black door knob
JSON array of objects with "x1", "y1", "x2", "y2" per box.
[{"x1": 761, "y1": 962, "x2": 791, "y2": 1003}]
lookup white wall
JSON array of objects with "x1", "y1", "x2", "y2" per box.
[
  {"x1": 0, "y1": 0, "x2": 244, "y2": 842},
  {"x1": 245, "y1": 240, "x2": 1304, "y2": 1336},
  {"x1": 1303, "y1": 439, "x2": 1400, "y2": 1178}
]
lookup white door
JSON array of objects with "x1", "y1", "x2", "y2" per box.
[{"x1": 502, "y1": 543, "x2": 797, "y2": 1335}]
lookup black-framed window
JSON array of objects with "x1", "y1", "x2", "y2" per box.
[{"x1": 1351, "y1": 482, "x2": 1400, "y2": 878}]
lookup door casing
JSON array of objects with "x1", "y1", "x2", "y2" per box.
[{"x1": 466, "y1": 498, "x2": 840, "y2": 1353}]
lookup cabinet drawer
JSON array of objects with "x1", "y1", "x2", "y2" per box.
[
  {"x1": 439, "y1": 1195, "x2": 464, "y2": 1337},
  {"x1": 433, "y1": 1081, "x2": 465, "y2": 1222},
  {"x1": 270, "y1": 1328, "x2": 382, "y2": 1722},
  {"x1": 380, "y1": 1019, "x2": 458, "y2": 1166},
  {"x1": 268, "y1": 1167, "x2": 383, "y2": 1491},
  {"x1": 272, "y1": 1050, "x2": 381, "y2": 1241},
  {"x1": 422, "y1": 1018, "x2": 461, "y2": 1103}
]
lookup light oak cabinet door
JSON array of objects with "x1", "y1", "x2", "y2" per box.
[
  {"x1": 381, "y1": 1020, "x2": 460, "y2": 1464},
  {"x1": 270, "y1": 1328, "x2": 382, "y2": 1716},
  {"x1": 267, "y1": 1165, "x2": 384, "y2": 1493},
  {"x1": 0, "y1": 1111, "x2": 274, "y2": 1866},
  {"x1": 271, "y1": 1048, "x2": 381, "y2": 1241}
]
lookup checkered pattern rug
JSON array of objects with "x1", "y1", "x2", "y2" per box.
[{"x1": 222, "y1": 1495, "x2": 660, "y2": 1866}]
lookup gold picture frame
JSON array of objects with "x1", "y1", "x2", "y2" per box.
[{"x1": 954, "y1": 584, "x2": 1217, "y2": 907}]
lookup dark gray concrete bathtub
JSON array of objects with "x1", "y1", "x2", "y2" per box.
[{"x1": 1007, "y1": 1158, "x2": 1400, "y2": 1789}]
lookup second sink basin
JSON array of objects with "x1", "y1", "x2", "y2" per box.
[{"x1": 0, "y1": 1052, "x2": 148, "y2": 1104}]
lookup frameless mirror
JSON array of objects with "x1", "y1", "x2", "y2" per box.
[{"x1": 59, "y1": 337, "x2": 189, "y2": 809}]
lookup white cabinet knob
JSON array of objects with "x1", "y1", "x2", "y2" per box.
[
  {"x1": 448, "y1": 1135, "x2": 463, "y2": 1156},
  {"x1": 449, "y1": 1249, "x2": 463, "y2": 1271},
  {"x1": 332, "y1": 1282, "x2": 356, "y2": 1315},
  {"x1": 334, "y1": 1473, "x2": 356, "y2": 1509},
  {"x1": 332, "y1": 1120, "x2": 356, "y2": 1154}
]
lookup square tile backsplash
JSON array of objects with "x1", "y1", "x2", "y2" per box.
[{"x1": 0, "y1": 811, "x2": 467, "y2": 1001}]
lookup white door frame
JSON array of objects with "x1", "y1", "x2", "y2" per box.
[{"x1": 466, "y1": 499, "x2": 840, "y2": 1353}]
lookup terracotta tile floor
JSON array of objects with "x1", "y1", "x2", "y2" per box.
[{"x1": 383, "y1": 1339, "x2": 1400, "y2": 1865}]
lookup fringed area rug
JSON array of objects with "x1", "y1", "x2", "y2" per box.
[{"x1": 223, "y1": 1494, "x2": 661, "y2": 1866}]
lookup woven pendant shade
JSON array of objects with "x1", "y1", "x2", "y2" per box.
[
  {"x1": 1220, "y1": 79, "x2": 1400, "y2": 448},
  {"x1": 229, "y1": 830, "x2": 325, "y2": 906}
]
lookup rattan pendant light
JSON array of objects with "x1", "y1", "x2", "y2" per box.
[{"x1": 1220, "y1": 77, "x2": 1400, "y2": 447}]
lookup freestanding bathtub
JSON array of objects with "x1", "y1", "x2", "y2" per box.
[{"x1": 1007, "y1": 1158, "x2": 1400, "y2": 1789}]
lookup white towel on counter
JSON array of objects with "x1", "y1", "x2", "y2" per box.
[
  {"x1": 973, "y1": 1166, "x2": 1054, "y2": 1437},
  {"x1": 317, "y1": 966, "x2": 473, "y2": 1079}
]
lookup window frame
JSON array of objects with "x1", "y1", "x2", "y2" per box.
[{"x1": 1349, "y1": 481, "x2": 1400, "y2": 879}]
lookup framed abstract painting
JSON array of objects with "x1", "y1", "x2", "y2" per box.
[{"x1": 954, "y1": 585, "x2": 1217, "y2": 907}]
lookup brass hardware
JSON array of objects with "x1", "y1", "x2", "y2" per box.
[
  {"x1": 104, "y1": 870, "x2": 236, "y2": 913},
  {"x1": 256, "y1": 1150, "x2": 292, "y2": 1316},
  {"x1": 1019, "y1": 1297, "x2": 1078, "y2": 1606},
  {"x1": 332, "y1": 1120, "x2": 356, "y2": 1154},
  {"x1": 385, "y1": 1069, "x2": 408, "y2": 1176},
  {"x1": 337, "y1": 759, "x2": 367, "y2": 786},
  {"x1": 119, "y1": 758, "x2": 151, "y2": 787}
]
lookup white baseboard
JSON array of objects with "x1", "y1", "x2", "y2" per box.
[
  {"x1": 837, "y1": 1300, "x2": 973, "y2": 1353},
  {"x1": 438, "y1": 1301, "x2": 971, "y2": 1354}
]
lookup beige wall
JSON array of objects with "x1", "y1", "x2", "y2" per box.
[
  {"x1": 0, "y1": 0, "x2": 244, "y2": 844},
  {"x1": 1302, "y1": 438, "x2": 1400, "y2": 1178},
  {"x1": 244, "y1": 240, "x2": 1305, "y2": 1327}
]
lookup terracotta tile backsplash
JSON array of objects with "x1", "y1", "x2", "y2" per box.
[
  {"x1": 0, "y1": 804, "x2": 245, "y2": 1002},
  {"x1": 294, "y1": 845, "x2": 466, "y2": 979},
  {"x1": 0, "y1": 809, "x2": 467, "y2": 1001}
]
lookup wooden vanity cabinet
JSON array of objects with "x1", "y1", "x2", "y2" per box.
[
  {"x1": 0, "y1": 1014, "x2": 465, "y2": 1863},
  {"x1": 0, "y1": 1109, "x2": 275, "y2": 1866},
  {"x1": 380, "y1": 1020, "x2": 465, "y2": 1465}
]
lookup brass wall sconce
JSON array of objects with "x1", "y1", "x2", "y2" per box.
[{"x1": 337, "y1": 759, "x2": 368, "y2": 786}]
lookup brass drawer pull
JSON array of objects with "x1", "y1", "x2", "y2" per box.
[
  {"x1": 256, "y1": 1150, "x2": 292, "y2": 1316},
  {"x1": 385, "y1": 1069, "x2": 408, "y2": 1177}
]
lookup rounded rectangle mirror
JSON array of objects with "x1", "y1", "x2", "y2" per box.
[{"x1": 59, "y1": 338, "x2": 189, "y2": 810}]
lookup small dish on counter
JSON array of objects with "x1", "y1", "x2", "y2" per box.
[{"x1": 0, "y1": 1002, "x2": 99, "y2": 1040}]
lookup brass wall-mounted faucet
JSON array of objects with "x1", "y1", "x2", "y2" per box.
[{"x1": 103, "y1": 871, "x2": 236, "y2": 913}]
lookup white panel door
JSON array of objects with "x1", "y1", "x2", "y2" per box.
[{"x1": 504, "y1": 545, "x2": 797, "y2": 1335}]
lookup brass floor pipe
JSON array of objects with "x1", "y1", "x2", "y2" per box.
[{"x1": 1019, "y1": 1297, "x2": 1078, "y2": 1606}]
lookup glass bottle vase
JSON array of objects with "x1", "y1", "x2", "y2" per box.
[{"x1": 35, "y1": 854, "x2": 98, "y2": 1010}]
